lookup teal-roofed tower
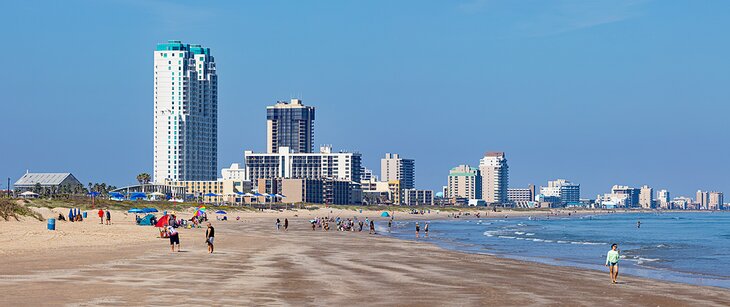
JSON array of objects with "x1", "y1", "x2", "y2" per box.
[{"x1": 153, "y1": 40, "x2": 218, "y2": 182}]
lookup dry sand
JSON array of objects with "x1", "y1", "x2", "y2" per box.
[{"x1": 0, "y1": 207, "x2": 728, "y2": 306}]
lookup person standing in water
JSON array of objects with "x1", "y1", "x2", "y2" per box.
[
  {"x1": 424, "y1": 222, "x2": 429, "y2": 238},
  {"x1": 276, "y1": 218, "x2": 281, "y2": 231},
  {"x1": 605, "y1": 243, "x2": 620, "y2": 284},
  {"x1": 387, "y1": 219, "x2": 392, "y2": 232},
  {"x1": 637, "y1": 220, "x2": 641, "y2": 228},
  {"x1": 415, "y1": 222, "x2": 420, "y2": 238}
]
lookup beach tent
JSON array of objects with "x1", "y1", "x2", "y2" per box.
[
  {"x1": 381, "y1": 212, "x2": 390, "y2": 217},
  {"x1": 137, "y1": 214, "x2": 156, "y2": 226},
  {"x1": 20, "y1": 191, "x2": 39, "y2": 198}
]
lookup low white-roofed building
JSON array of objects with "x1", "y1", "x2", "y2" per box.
[{"x1": 14, "y1": 172, "x2": 83, "y2": 195}]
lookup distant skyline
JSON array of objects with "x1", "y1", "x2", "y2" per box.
[{"x1": 1, "y1": 0, "x2": 729, "y2": 197}]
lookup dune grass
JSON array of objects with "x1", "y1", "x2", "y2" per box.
[{"x1": 0, "y1": 199, "x2": 45, "y2": 221}]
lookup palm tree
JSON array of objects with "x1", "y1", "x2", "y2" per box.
[{"x1": 136, "y1": 173, "x2": 151, "y2": 193}]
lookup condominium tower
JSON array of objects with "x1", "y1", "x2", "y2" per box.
[
  {"x1": 153, "y1": 40, "x2": 218, "y2": 182},
  {"x1": 381, "y1": 153, "x2": 415, "y2": 189},
  {"x1": 447, "y1": 164, "x2": 481, "y2": 199},
  {"x1": 266, "y1": 99, "x2": 315, "y2": 154},
  {"x1": 540, "y1": 179, "x2": 580, "y2": 204},
  {"x1": 244, "y1": 146, "x2": 361, "y2": 183},
  {"x1": 479, "y1": 152, "x2": 509, "y2": 204},
  {"x1": 639, "y1": 185, "x2": 654, "y2": 209}
]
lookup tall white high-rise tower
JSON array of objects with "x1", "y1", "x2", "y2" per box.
[
  {"x1": 153, "y1": 40, "x2": 217, "y2": 182},
  {"x1": 479, "y1": 152, "x2": 509, "y2": 204}
]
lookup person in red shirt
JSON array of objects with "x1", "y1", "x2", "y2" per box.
[{"x1": 98, "y1": 209, "x2": 104, "y2": 224}]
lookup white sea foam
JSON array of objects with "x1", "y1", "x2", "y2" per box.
[
  {"x1": 557, "y1": 241, "x2": 568, "y2": 244},
  {"x1": 515, "y1": 231, "x2": 525, "y2": 235},
  {"x1": 526, "y1": 233, "x2": 535, "y2": 236},
  {"x1": 498, "y1": 236, "x2": 515, "y2": 239}
]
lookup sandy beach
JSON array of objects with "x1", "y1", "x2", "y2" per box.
[{"x1": 1, "y1": 207, "x2": 728, "y2": 306}]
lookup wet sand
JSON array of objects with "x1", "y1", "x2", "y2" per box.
[{"x1": 1, "y1": 216, "x2": 729, "y2": 306}]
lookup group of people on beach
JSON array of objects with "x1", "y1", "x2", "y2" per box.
[
  {"x1": 163, "y1": 219, "x2": 216, "y2": 254},
  {"x1": 306, "y1": 216, "x2": 377, "y2": 234},
  {"x1": 97, "y1": 209, "x2": 111, "y2": 225}
]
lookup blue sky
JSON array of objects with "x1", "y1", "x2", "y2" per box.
[{"x1": 1, "y1": 0, "x2": 728, "y2": 197}]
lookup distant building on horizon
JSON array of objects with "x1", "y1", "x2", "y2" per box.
[
  {"x1": 656, "y1": 189, "x2": 670, "y2": 209},
  {"x1": 508, "y1": 185, "x2": 535, "y2": 202},
  {"x1": 14, "y1": 172, "x2": 83, "y2": 195},
  {"x1": 447, "y1": 164, "x2": 481, "y2": 200},
  {"x1": 381, "y1": 153, "x2": 415, "y2": 190},
  {"x1": 696, "y1": 190, "x2": 711, "y2": 210},
  {"x1": 539, "y1": 179, "x2": 580, "y2": 205},
  {"x1": 153, "y1": 40, "x2": 218, "y2": 183},
  {"x1": 266, "y1": 99, "x2": 315, "y2": 154},
  {"x1": 244, "y1": 146, "x2": 361, "y2": 184},
  {"x1": 479, "y1": 152, "x2": 508, "y2": 204},
  {"x1": 709, "y1": 191, "x2": 724, "y2": 210},
  {"x1": 639, "y1": 185, "x2": 654, "y2": 209},
  {"x1": 611, "y1": 185, "x2": 640, "y2": 208}
]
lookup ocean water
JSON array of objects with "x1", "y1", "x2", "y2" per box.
[{"x1": 381, "y1": 212, "x2": 730, "y2": 288}]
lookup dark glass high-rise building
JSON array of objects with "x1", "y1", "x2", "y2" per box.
[{"x1": 266, "y1": 99, "x2": 315, "y2": 153}]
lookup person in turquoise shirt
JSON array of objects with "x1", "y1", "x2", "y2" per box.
[{"x1": 605, "y1": 243, "x2": 620, "y2": 284}]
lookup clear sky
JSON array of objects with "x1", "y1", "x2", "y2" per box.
[{"x1": 1, "y1": 0, "x2": 728, "y2": 197}]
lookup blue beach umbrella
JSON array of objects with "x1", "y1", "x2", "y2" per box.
[
  {"x1": 142, "y1": 208, "x2": 159, "y2": 213},
  {"x1": 204, "y1": 193, "x2": 219, "y2": 197},
  {"x1": 216, "y1": 210, "x2": 227, "y2": 214},
  {"x1": 88, "y1": 191, "x2": 101, "y2": 197},
  {"x1": 128, "y1": 208, "x2": 144, "y2": 213}
]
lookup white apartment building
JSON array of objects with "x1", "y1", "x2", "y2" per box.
[
  {"x1": 479, "y1": 152, "x2": 508, "y2": 204},
  {"x1": 656, "y1": 189, "x2": 670, "y2": 209},
  {"x1": 244, "y1": 146, "x2": 361, "y2": 183},
  {"x1": 381, "y1": 153, "x2": 415, "y2": 190},
  {"x1": 447, "y1": 164, "x2": 481, "y2": 199},
  {"x1": 221, "y1": 163, "x2": 246, "y2": 181},
  {"x1": 539, "y1": 179, "x2": 580, "y2": 204},
  {"x1": 153, "y1": 40, "x2": 217, "y2": 182}
]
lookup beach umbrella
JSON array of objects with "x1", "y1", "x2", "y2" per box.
[
  {"x1": 215, "y1": 210, "x2": 227, "y2": 214},
  {"x1": 194, "y1": 206, "x2": 207, "y2": 217},
  {"x1": 275, "y1": 194, "x2": 286, "y2": 198},
  {"x1": 243, "y1": 192, "x2": 255, "y2": 197},
  {"x1": 204, "y1": 192, "x2": 220, "y2": 197},
  {"x1": 128, "y1": 208, "x2": 144, "y2": 213},
  {"x1": 88, "y1": 191, "x2": 101, "y2": 197},
  {"x1": 253, "y1": 192, "x2": 264, "y2": 197},
  {"x1": 155, "y1": 214, "x2": 170, "y2": 227},
  {"x1": 142, "y1": 208, "x2": 159, "y2": 213},
  {"x1": 68, "y1": 208, "x2": 74, "y2": 219}
]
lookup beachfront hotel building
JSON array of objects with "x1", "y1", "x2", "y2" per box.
[
  {"x1": 508, "y1": 185, "x2": 535, "y2": 202},
  {"x1": 447, "y1": 165, "x2": 482, "y2": 200},
  {"x1": 244, "y1": 146, "x2": 361, "y2": 183},
  {"x1": 403, "y1": 189, "x2": 434, "y2": 206},
  {"x1": 656, "y1": 189, "x2": 671, "y2": 209},
  {"x1": 696, "y1": 190, "x2": 710, "y2": 209},
  {"x1": 381, "y1": 153, "x2": 415, "y2": 190},
  {"x1": 153, "y1": 40, "x2": 217, "y2": 183},
  {"x1": 539, "y1": 179, "x2": 580, "y2": 205},
  {"x1": 266, "y1": 99, "x2": 315, "y2": 154},
  {"x1": 611, "y1": 185, "x2": 640, "y2": 208},
  {"x1": 639, "y1": 185, "x2": 654, "y2": 209},
  {"x1": 479, "y1": 152, "x2": 509, "y2": 204},
  {"x1": 708, "y1": 191, "x2": 724, "y2": 210}
]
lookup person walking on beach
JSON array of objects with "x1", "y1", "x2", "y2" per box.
[
  {"x1": 276, "y1": 218, "x2": 281, "y2": 231},
  {"x1": 205, "y1": 222, "x2": 215, "y2": 254},
  {"x1": 168, "y1": 225, "x2": 180, "y2": 252},
  {"x1": 369, "y1": 219, "x2": 375, "y2": 234},
  {"x1": 284, "y1": 218, "x2": 289, "y2": 231},
  {"x1": 415, "y1": 222, "x2": 420, "y2": 238},
  {"x1": 387, "y1": 219, "x2": 392, "y2": 232},
  {"x1": 98, "y1": 209, "x2": 104, "y2": 224},
  {"x1": 105, "y1": 209, "x2": 111, "y2": 225},
  {"x1": 605, "y1": 243, "x2": 620, "y2": 284},
  {"x1": 424, "y1": 222, "x2": 429, "y2": 238}
]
